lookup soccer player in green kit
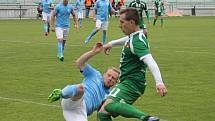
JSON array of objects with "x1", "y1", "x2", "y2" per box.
[
  {"x1": 128, "y1": 0, "x2": 150, "y2": 37},
  {"x1": 153, "y1": 0, "x2": 165, "y2": 27},
  {"x1": 97, "y1": 8, "x2": 167, "y2": 121}
]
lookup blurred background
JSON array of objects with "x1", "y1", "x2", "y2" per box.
[{"x1": 0, "y1": 0, "x2": 215, "y2": 19}]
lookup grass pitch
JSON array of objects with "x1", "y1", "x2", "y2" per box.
[{"x1": 0, "y1": 16, "x2": 215, "y2": 121}]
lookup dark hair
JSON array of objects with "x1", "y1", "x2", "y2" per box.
[{"x1": 119, "y1": 8, "x2": 140, "y2": 25}]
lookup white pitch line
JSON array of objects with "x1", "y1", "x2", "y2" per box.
[
  {"x1": 0, "y1": 39, "x2": 123, "y2": 48},
  {"x1": 1, "y1": 39, "x2": 214, "y2": 55},
  {"x1": 0, "y1": 39, "x2": 83, "y2": 47},
  {"x1": 0, "y1": 96, "x2": 169, "y2": 120},
  {"x1": 0, "y1": 96, "x2": 60, "y2": 108}
]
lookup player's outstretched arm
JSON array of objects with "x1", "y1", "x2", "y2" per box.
[
  {"x1": 142, "y1": 54, "x2": 167, "y2": 97},
  {"x1": 103, "y1": 36, "x2": 129, "y2": 55},
  {"x1": 76, "y1": 43, "x2": 103, "y2": 70},
  {"x1": 71, "y1": 11, "x2": 79, "y2": 30}
]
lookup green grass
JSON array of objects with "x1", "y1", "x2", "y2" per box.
[{"x1": 0, "y1": 16, "x2": 215, "y2": 121}]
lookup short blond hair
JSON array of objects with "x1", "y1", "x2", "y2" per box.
[{"x1": 106, "y1": 66, "x2": 120, "y2": 75}]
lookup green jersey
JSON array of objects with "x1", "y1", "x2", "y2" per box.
[
  {"x1": 128, "y1": 0, "x2": 148, "y2": 20},
  {"x1": 119, "y1": 30, "x2": 150, "y2": 83},
  {"x1": 108, "y1": 31, "x2": 150, "y2": 104},
  {"x1": 128, "y1": 0, "x2": 149, "y2": 29},
  {"x1": 154, "y1": 0, "x2": 164, "y2": 16}
]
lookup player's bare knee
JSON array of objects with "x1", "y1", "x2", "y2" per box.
[
  {"x1": 96, "y1": 27, "x2": 101, "y2": 31},
  {"x1": 77, "y1": 84, "x2": 84, "y2": 93},
  {"x1": 71, "y1": 84, "x2": 84, "y2": 100},
  {"x1": 98, "y1": 99, "x2": 113, "y2": 114},
  {"x1": 57, "y1": 39, "x2": 64, "y2": 42}
]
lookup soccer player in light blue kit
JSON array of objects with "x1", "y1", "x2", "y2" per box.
[
  {"x1": 48, "y1": 43, "x2": 119, "y2": 121},
  {"x1": 50, "y1": 0, "x2": 78, "y2": 61},
  {"x1": 85, "y1": 0, "x2": 115, "y2": 44},
  {"x1": 42, "y1": 0, "x2": 53, "y2": 36},
  {"x1": 75, "y1": 0, "x2": 84, "y2": 28}
]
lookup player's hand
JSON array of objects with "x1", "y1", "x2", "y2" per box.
[
  {"x1": 51, "y1": 26, "x2": 55, "y2": 32},
  {"x1": 92, "y1": 43, "x2": 103, "y2": 53},
  {"x1": 93, "y1": 17, "x2": 96, "y2": 22},
  {"x1": 103, "y1": 43, "x2": 112, "y2": 55},
  {"x1": 156, "y1": 83, "x2": 167, "y2": 97}
]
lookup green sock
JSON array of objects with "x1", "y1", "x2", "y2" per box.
[
  {"x1": 161, "y1": 19, "x2": 164, "y2": 27},
  {"x1": 153, "y1": 19, "x2": 157, "y2": 25},
  {"x1": 104, "y1": 102, "x2": 146, "y2": 120},
  {"x1": 97, "y1": 112, "x2": 112, "y2": 121}
]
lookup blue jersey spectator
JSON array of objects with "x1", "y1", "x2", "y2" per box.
[{"x1": 48, "y1": 43, "x2": 119, "y2": 121}]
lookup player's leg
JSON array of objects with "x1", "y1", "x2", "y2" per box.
[
  {"x1": 103, "y1": 100, "x2": 159, "y2": 121},
  {"x1": 102, "y1": 99, "x2": 146, "y2": 119},
  {"x1": 160, "y1": 17, "x2": 163, "y2": 28},
  {"x1": 98, "y1": 80, "x2": 159, "y2": 121},
  {"x1": 55, "y1": 27, "x2": 64, "y2": 61},
  {"x1": 61, "y1": 84, "x2": 84, "y2": 99},
  {"x1": 62, "y1": 40, "x2": 66, "y2": 51},
  {"x1": 48, "y1": 84, "x2": 84, "y2": 103},
  {"x1": 78, "y1": 12, "x2": 84, "y2": 28},
  {"x1": 62, "y1": 28, "x2": 70, "y2": 51},
  {"x1": 61, "y1": 97, "x2": 87, "y2": 121},
  {"x1": 98, "y1": 83, "x2": 146, "y2": 120},
  {"x1": 47, "y1": 14, "x2": 51, "y2": 33},
  {"x1": 84, "y1": 20, "x2": 101, "y2": 43},
  {"x1": 47, "y1": 13, "x2": 51, "y2": 34},
  {"x1": 153, "y1": 16, "x2": 158, "y2": 26},
  {"x1": 85, "y1": 7, "x2": 90, "y2": 18},
  {"x1": 97, "y1": 99, "x2": 113, "y2": 121},
  {"x1": 160, "y1": 13, "x2": 164, "y2": 28},
  {"x1": 102, "y1": 30, "x2": 106, "y2": 45},
  {"x1": 42, "y1": 12, "x2": 49, "y2": 36},
  {"x1": 102, "y1": 21, "x2": 108, "y2": 44},
  {"x1": 153, "y1": 11, "x2": 158, "y2": 26}
]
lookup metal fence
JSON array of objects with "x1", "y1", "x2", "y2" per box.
[
  {"x1": 0, "y1": 0, "x2": 215, "y2": 19},
  {"x1": 0, "y1": 4, "x2": 37, "y2": 19}
]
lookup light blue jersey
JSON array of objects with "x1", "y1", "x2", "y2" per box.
[
  {"x1": 54, "y1": 3, "x2": 74, "y2": 28},
  {"x1": 94, "y1": 0, "x2": 112, "y2": 22},
  {"x1": 76, "y1": 0, "x2": 84, "y2": 13},
  {"x1": 42, "y1": 0, "x2": 52, "y2": 13},
  {"x1": 82, "y1": 64, "x2": 110, "y2": 115}
]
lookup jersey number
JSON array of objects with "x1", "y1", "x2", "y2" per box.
[{"x1": 109, "y1": 88, "x2": 120, "y2": 97}]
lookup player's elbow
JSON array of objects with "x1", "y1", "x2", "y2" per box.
[
  {"x1": 75, "y1": 59, "x2": 81, "y2": 67},
  {"x1": 78, "y1": 84, "x2": 84, "y2": 93},
  {"x1": 75, "y1": 59, "x2": 85, "y2": 70}
]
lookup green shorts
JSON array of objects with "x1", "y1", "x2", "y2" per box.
[
  {"x1": 108, "y1": 79, "x2": 146, "y2": 104},
  {"x1": 155, "y1": 11, "x2": 164, "y2": 16}
]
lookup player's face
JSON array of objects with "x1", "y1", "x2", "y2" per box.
[
  {"x1": 119, "y1": 13, "x2": 133, "y2": 35},
  {"x1": 63, "y1": 0, "x2": 68, "y2": 5},
  {"x1": 103, "y1": 69, "x2": 119, "y2": 88}
]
